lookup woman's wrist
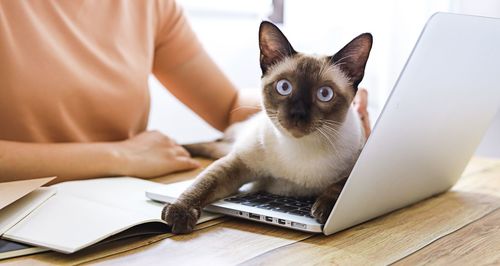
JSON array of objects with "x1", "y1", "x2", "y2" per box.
[{"x1": 104, "y1": 141, "x2": 130, "y2": 177}]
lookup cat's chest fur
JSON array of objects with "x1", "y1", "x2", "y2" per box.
[{"x1": 233, "y1": 109, "x2": 364, "y2": 197}]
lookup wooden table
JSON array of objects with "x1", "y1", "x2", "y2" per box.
[{"x1": 2, "y1": 157, "x2": 500, "y2": 265}]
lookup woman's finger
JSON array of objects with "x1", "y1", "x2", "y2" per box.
[
  {"x1": 173, "y1": 145, "x2": 190, "y2": 157},
  {"x1": 172, "y1": 157, "x2": 201, "y2": 171}
]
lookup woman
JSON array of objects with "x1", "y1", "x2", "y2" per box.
[{"x1": 0, "y1": 0, "x2": 370, "y2": 183}]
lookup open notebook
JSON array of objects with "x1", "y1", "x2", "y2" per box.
[
  {"x1": 0, "y1": 177, "x2": 57, "y2": 259},
  {"x1": 1, "y1": 177, "x2": 221, "y2": 255}
]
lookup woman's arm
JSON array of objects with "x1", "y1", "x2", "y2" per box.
[
  {"x1": 154, "y1": 50, "x2": 261, "y2": 132},
  {"x1": 228, "y1": 87, "x2": 262, "y2": 125},
  {"x1": 0, "y1": 131, "x2": 200, "y2": 184}
]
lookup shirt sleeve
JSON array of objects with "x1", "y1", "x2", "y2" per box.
[{"x1": 153, "y1": 0, "x2": 203, "y2": 73}]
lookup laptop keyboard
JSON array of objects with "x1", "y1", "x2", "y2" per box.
[{"x1": 223, "y1": 192, "x2": 315, "y2": 218}]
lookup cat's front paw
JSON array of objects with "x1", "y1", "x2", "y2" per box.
[
  {"x1": 311, "y1": 197, "x2": 336, "y2": 224},
  {"x1": 161, "y1": 202, "x2": 201, "y2": 234}
]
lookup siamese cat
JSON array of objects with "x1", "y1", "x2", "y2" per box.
[{"x1": 162, "y1": 21, "x2": 372, "y2": 234}]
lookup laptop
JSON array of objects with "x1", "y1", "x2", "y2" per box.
[{"x1": 146, "y1": 13, "x2": 500, "y2": 235}]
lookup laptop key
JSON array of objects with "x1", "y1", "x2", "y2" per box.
[
  {"x1": 271, "y1": 205, "x2": 295, "y2": 213},
  {"x1": 299, "y1": 209, "x2": 312, "y2": 214},
  {"x1": 241, "y1": 201, "x2": 259, "y2": 207},
  {"x1": 287, "y1": 209, "x2": 305, "y2": 215},
  {"x1": 284, "y1": 202, "x2": 308, "y2": 208},
  {"x1": 295, "y1": 211, "x2": 312, "y2": 217},
  {"x1": 224, "y1": 197, "x2": 244, "y2": 203},
  {"x1": 252, "y1": 198, "x2": 272, "y2": 204},
  {"x1": 267, "y1": 201, "x2": 284, "y2": 207},
  {"x1": 257, "y1": 203, "x2": 274, "y2": 210},
  {"x1": 275, "y1": 198, "x2": 295, "y2": 204}
]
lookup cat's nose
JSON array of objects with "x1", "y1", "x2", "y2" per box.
[{"x1": 289, "y1": 104, "x2": 308, "y2": 121}]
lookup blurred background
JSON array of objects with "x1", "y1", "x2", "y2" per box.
[{"x1": 147, "y1": 0, "x2": 500, "y2": 157}]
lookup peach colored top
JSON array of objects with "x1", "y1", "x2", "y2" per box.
[{"x1": 0, "y1": 0, "x2": 201, "y2": 142}]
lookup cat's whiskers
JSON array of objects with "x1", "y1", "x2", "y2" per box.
[
  {"x1": 321, "y1": 130, "x2": 341, "y2": 143},
  {"x1": 318, "y1": 124, "x2": 344, "y2": 145},
  {"x1": 320, "y1": 124, "x2": 343, "y2": 139},
  {"x1": 321, "y1": 124, "x2": 343, "y2": 135},
  {"x1": 266, "y1": 114, "x2": 281, "y2": 129},
  {"x1": 316, "y1": 131, "x2": 338, "y2": 169},
  {"x1": 318, "y1": 120, "x2": 344, "y2": 131},
  {"x1": 312, "y1": 121, "x2": 337, "y2": 148},
  {"x1": 316, "y1": 127, "x2": 338, "y2": 156},
  {"x1": 266, "y1": 112, "x2": 278, "y2": 119},
  {"x1": 264, "y1": 109, "x2": 279, "y2": 123},
  {"x1": 320, "y1": 120, "x2": 343, "y2": 127}
]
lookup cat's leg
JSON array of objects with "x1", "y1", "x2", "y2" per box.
[
  {"x1": 161, "y1": 154, "x2": 254, "y2": 234},
  {"x1": 311, "y1": 178, "x2": 347, "y2": 223}
]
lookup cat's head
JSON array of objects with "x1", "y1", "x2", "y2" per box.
[{"x1": 259, "y1": 21, "x2": 372, "y2": 138}]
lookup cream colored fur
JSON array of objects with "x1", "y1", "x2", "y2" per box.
[{"x1": 229, "y1": 104, "x2": 364, "y2": 197}]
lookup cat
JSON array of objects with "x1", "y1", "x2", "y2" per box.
[{"x1": 162, "y1": 21, "x2": 372, "y2": 234}]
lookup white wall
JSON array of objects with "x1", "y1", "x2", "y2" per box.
[
  {"x1": 452, "y1": 0, "x2": 500, "y2": 157},
  {"x1": 147, "y1": 0, "x2": 500, "y2": 157}
]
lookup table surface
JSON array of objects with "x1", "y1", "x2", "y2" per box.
[{"x1": 2, "y1": 157, "x2": 500, "y2": 266}]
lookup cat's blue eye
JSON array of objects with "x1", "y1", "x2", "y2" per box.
[
  {"x1": 276, "y1": 79, "x2": 292, "y2": 96},
  {"x1": 317, "y1": 86, "x2": 334, "y2": 102}
]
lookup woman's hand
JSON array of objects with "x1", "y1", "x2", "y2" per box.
[
  {"x1": 353, "y1": 88, "x2": 371, "y2": 138},
  {"x1": 116, "y1": 131, "x2": 201, "y2": 178}
]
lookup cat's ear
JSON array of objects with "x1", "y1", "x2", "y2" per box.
[
  {"x1": 259, "y1": 21, "x2": 296, "y2": 75},
  {"x1": 330, "y1": 33, "x2": 373, "y2": 90}
]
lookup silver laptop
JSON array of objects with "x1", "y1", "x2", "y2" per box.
[{"x1": 147, "y1": 13, "x2": 500, "y2": 235}]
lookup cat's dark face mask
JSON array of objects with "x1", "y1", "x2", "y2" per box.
[
  {"x1": 258, "y1": 21, "x2": 372, "y2": 138},
  {"x1": 263, "y1": 60, "x2": 349, "y2": 138}
]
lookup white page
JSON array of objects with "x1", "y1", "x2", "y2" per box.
[
  {"x1": 0, "y1": 177, "x2": 55, "y2": 210},
  {"x1": 146, "y1": 179, "x2": 194, "y2": 203},
  {"x1": 4, "y1": 177, "x2": 220, "y2": 254},
  {"x1": 0, "y1": 187, "x2": 56, "y2": 235},
  {"x1": 3, "y1": 194, "x2": 155, "y2": 253},
  {"x1": 52, "y1": 177, "x2": 166, "y2": 217}
]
